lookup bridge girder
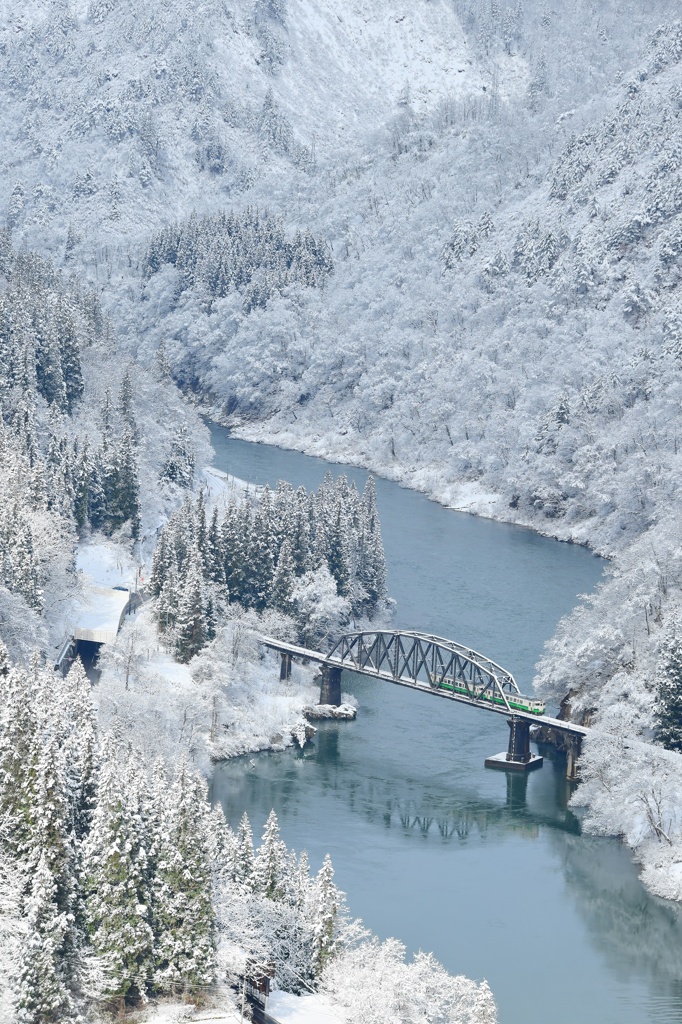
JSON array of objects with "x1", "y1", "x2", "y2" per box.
[{"x1": 326, "y1": 630, "x2": 521, "y2": 711}]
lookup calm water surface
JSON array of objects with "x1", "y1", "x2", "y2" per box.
[{"x1": 208, "y1": 424, "x2": 682, "y2": 1024}]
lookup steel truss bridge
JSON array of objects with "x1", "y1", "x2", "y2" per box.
[{"x1": 259, "y1": 629, "x2": 587, "y2": 778}]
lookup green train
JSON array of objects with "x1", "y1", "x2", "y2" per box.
[{"x1": 432, "y1": 677, "x2": 546, "y2": 715}]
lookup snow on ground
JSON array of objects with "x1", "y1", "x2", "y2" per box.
[
  {"x1": 73, "y1": 584, "x2": 130, "y2": 644},
  {"x1": 96, "y1": 604, "x2": 321, "y2": 772},
  {"x1": 76, "y1": 537, "x2": 140, "y2": 590},
  {"x1": 202, "y1": 467, "x2": 258, "y2": 511},
  {"x1": 136, "y1": 993, "x2": 345, "y2": 1024},
  {"x1": 269, "y1": 990, "x2": 344, "y2": 1024},
  {"x1": 137, "y1": 1001, "x2": 240, "y2": 1024},
  {"x1": 279, "y1": 0, "x2": 488, "y2": 149},
  {"x1": 72, "y1": 537, "x2": 142, "y2": 643}
]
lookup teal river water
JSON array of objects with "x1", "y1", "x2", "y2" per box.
[{"x1": 208, "y1": 423, "x2": 682, "y2": 1024}]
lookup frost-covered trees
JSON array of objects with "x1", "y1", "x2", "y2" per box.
[
  {"x1": 150, "y1": 762, "x2": 216, "y2": 994},
  {"x1": 212, "y1": 807, "x2": 346, "y2": 994},
  {"x1": 311, "y1": 854, "x2": 338, "y2": 976},
  {"x1": 291, "y1": 565, "x2": 350, "y2": 649},
  {"x1": 151, "y1": 473, "x2": 386, "y2": 660},
  {"x1": 143, "y1": 209, "x2": 332, "y2": 311},
  {"x1": 0, "y1": 655, "x2": 96, "y2": 1018},
  {"x1": 162, "y1": 425, "x2": 195, "y2": 488},
  {"x1": 253, "y1": 810, "x2": 288, "y2": 900},
  {"x1": 0, "y1": 646, "x2": 223, "y2": 1018},
  {"x1": 82, "y1": 750, "x2": 154, "y2": 1005},
  {"x1": 655, "y1": 624, "x2": 682, "y2": 752},
  {"x1": 15, "y1": 854, "x2": 73, "y2": 1024},
  {"x1": 321, "y1": 937, "x2": 497, "y2": 1024}
]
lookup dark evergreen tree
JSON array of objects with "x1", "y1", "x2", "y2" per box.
[
  {"x1": 245, "y1": 503, "x2": 275, "y2": 610},
  {"x1": 173, "y1": 550, "x2": 207, "y2": 663},
  {"x1": 82, "y1": 747, "x2": 154, "y2": 1006},
  {"x1": 149, "y1": 762, "x2": 216, "y2": 994},
  {"x1": 88, "y1": 464, "x2": 107, "y2": 531},
  {"x1": 53, "y1": 298, "x2": 83, "y2": 412},
  {"x1": 655, "y1": 625, "x2": 682, "y2": 751},
  {"x1": 150, "y1": 531, "x2": 172, "y2": 597},
  {"x1": 118, "y1": 366, "x2": 136, "y2": 435},
  {"x1": 205, "y1": 506, "x2": 227, "y2": 589},
  {"x1": 72, "y1": 440, "x2": 91, "y2": 530},
  {"x1": 223, "y1": 501, "x2": 249, "y2": 602},
  {"x1": 272, "y1": 537, "x2": 296, "y2": 614},
  {"x1": 326, "y1": 503, "x2": 351, "y2": 598},
  {"x1": 114, "y1": 427, "x2": 141, "y2": 538},
  {"x1": 15, "y1": 854, "x2": 73, "y2": 1024}
]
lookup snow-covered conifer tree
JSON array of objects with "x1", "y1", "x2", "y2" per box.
[
  {"x1": 655, "y1": 624, "x2": 682, "y2": 751},
  {"x1": 271, "y1": 537, "x2": 296, "y2": 614},
  {"x1": 223, "y1": 501, "x2": 249, "y2": 602},
  {"x1": 311, "y1": 854, "x2": 339, "y2": 977},
  {"x1": 82, "y1": 745, "x2": 153, "y2": 1006},
  {"x1": 173, "y1": 549, "x2": 208, "y2": 662},
  {"x1": 291, "y1": 487, "x2": 311, "y2": 575},
  {"x1": 246, "y1": 502, "x2": 275, "y2": 611},
  {"x1": 15, "y1": 854, "x2": 72, "y2": 1024},
  {"x1": 115, "y1": 426, "x2": 141, "y2": 538},
  {"x1": 233, "y1": 812, "x2": 255, "y2": 887},
  {"x1": 150, "y1": 761, "x2": 216, "y2": 995},
  {"x1": 150, "y1": 531, "x2": 172, "y2": 597},
  {"x1": 205, "y1": 507, "x2": 227, "y2": 589},
  {"x1": 325, "y1": 504, "x2": 352, "y2": 598},
  {"x1": 254, "y1": 810, "x2": 288, "y2": 901},
  {"x1": 72, "y1": 440, "x2": 91, "y2": 530},
  {"x1": 118, "y1": 367, "x2": 136, "y2": 435},
  {"x1": 60, "y1": 659, "x2": 98, "y2": 840},
  {"x1": 162, "y1": 425, "x2": 195, "y2": 488}
]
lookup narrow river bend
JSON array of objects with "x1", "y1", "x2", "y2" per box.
[{"x1": 208, "y1": 424, "x2": 682, "y2": 1024}]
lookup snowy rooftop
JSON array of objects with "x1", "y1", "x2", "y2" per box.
[
  {"x1": 268, "y1": 991, "x2": 343, "y2": 1024},
  {"x1": 74, "y1": 539, "x2": 139, "y2": 644},
  {"x1": 73, "y1": 584, "x2": 130, "y2": 645}
]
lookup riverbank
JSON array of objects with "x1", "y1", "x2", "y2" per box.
[
  {"x1": 212, "y1": 415, "x2": 601, "y2": 555},
  {"x1": 207, "y1": 427, "x2": 682, "y2": 1024},
  {"x1": 208, "y1": 421, "x2": 682, "y2": 909}
]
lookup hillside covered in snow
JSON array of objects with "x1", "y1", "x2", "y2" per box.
[{"x1": 4, "y1": 0, "x2": 682, "y2": 918}]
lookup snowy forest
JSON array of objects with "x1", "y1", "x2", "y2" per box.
[
  {"x1": 4, "y1": 0, "x2": 682, "y2": 1020},
  {"x1": 3, "y1": 648, "x2": 493, "y2": 1022},
  {"x1": 150, "y1": 474, "x2": 386, "y2": 662}
]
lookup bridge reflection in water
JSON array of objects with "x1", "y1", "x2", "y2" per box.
[{"x1": 260, "y1": 630, "x2": 586, "y2": 779}]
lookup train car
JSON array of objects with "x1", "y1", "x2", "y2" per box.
[{"x1": 433, "y1": 677, "x2": 546, "y2": 715}]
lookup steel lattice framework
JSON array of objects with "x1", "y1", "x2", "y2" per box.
[{"x1": 325, "y1": 630, "x2": 522, "y2": 712}]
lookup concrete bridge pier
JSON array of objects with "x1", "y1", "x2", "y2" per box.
[
  {"x1": 485, "y1": 715, "x2": 543, "y2": 772},
  {"x1": 565, "y1": 735, "x2": 582, "y2": 781},
  {"x1": 319, "y1": 665, "x2": 342, "y2": 706},
  {"x1": 279, "y1": 652, "x2": 292, "y2": 681}
]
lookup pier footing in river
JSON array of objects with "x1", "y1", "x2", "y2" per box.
[
  {"x1": 319, "y1": 665, "x2": 342, "y2": 706},
  {"x1": 484, "y1": 751, "x2": 544, "y2": 772},
  {"x1": 485, "y1": 715, "x2": 543, "y2": 772}
]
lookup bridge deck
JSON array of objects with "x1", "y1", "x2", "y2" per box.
[{"x1": 258, "y1": 635, "x2": 587, "y2": 737}]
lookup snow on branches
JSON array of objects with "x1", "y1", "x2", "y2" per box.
[
  {"x1": 150, "y1": 472, "x2": 387, "y2": 662},
  {"x1": 142, "y1": 208, "x2": 333, "y2": 314}
]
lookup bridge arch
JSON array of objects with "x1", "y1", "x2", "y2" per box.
[
  {"x1": 326, "y1": 630, "x2": 522, "y2": 712},
  {"x1": 258, "y1": 629, "x2": 586, "y2": 778}
]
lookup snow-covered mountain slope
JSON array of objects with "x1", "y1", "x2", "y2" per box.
[
  {"x1": 5, "y1": 1, "x2": 682, "y2": 891},
  {"x1": 0, "y1": 0, "x2": 670, "y2": 262},
  {"x1": 276, "y1": 0, "x2": 491, "y2": 142},
  {"x1": 0, "y1": 0, "x2": 496, "y2": 261},
  {"x1": 123, "y1": 23, "x2": 682, "y2": 553}
]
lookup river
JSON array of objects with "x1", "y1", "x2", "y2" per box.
[{"x1": 208, "y1": 423, "x2": 682, "y2": 1024}]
